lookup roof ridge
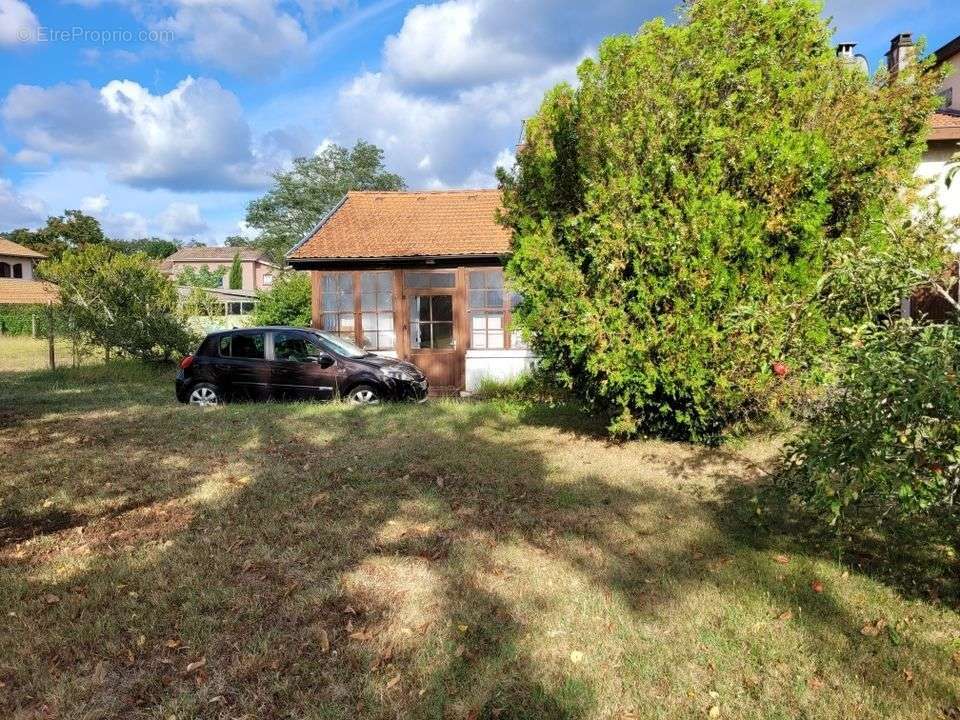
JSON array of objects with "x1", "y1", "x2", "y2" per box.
[{"x1": 347, "y1": 188, "x2": 501, "y2": 196}]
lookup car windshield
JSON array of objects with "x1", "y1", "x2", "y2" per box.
[{"x1": 312, "y1": 331, "x2": 368, "y2": 359}]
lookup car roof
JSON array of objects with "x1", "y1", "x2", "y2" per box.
[{"x1": 205, "y1": 326, "x2": 320, "y2": 337}]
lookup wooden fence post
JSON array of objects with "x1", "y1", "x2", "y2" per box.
[
  {"x1": 47, "y1": 303, "x2": 55, "y2": 370},
  {"x1": 31, "y1": 313, "x2": 37, "y2": 338}
]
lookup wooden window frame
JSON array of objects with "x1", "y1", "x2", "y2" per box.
[
  {"x1": 467, "y1": 267, "x2": 516, "y2": 350},
  {"x1": 315, "y1": 270, "x2": 399, "y2": 351}
]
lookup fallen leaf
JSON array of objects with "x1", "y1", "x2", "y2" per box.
[
  {"x1": 708, "y1": 705, "x2": 721, "y2": 718},
  {"x1": 318, "y1": 628, "x2": 330, "y2": 653},
  {"x1": 776, "y1": 610, "x2": 793, "y2": 622},
  {"x1": 43, "y1": 594, "x2": 60, "y2": 605},
  {"x1": 811, "y1": 580, "x2": 824, "y2": 593},
  {"x1": 185, "y1": 658, "x2": 206, "y2": 674},
  {"x1": 860, "y1": 619, "x2": 887, "y2": 637},
  {"x1": 807, "y1": 676, "x2": 825, "y2": 690},
  {"x1": 385, "y1": 675, "x2": 400, "y2": 690},
  {"x1": 903, "y1": 668, "x2": 914, "y2": 683},
  {"x1": 458, "y1": 624, "x2": 468, "y2": 633},
  {"x1": 164, "y1": 639, "x2": 181, "y2": 649},
  {"x1": 773, "y1": 554, "x2": 790, "y2": 565},
  {"x1": 570, "y1": 651, "x2": 584, "y2": 664},
  {"x1": 349, "y1": 630, "x2": 373, "y2": 642}
]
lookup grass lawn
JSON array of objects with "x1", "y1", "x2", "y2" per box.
[
  {"x1": 1, "y1": 337, "x2": 958, "y2": 719},
  {"x1": 0, "y1": 335, "x2": 100, "y2": 373}
]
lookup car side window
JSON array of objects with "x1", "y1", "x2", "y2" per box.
[
  {"x1": 274, "y1": 332, "x2": 319, "y2": 362},
  {"x1": 231, "y1": 333, "x2": 265, "y2": 359},
  {"x1": 218, "y1": 335, "x2": 231, "y2": 357}
]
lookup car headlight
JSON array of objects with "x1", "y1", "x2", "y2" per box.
[{"x1": 380, "y1": 366, "x2": 415, "y2": 381}]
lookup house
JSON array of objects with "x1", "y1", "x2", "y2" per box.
[
  {"x1": 286, "y1": 190, "x2": 535, "y2": 393},
  {"x1": 159, "y1": 247, "x2": 280, "y2": 293},
  {"x1": 0, "y1": 237, "x2": 58, "y2": 307},
  {"x1": 0, "y1": 236, "x2": 45, "y2": 280},
  {"x1": 915, "y1": 32, "x2": 960, "y2": 217}
]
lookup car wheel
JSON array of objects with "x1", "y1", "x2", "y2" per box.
[
  {"x1": 346, "y1": 384, "x2": 380, "y2": 405},
  {"x1": 188, "y1": 383, "x2": 221, "y2": 407}
]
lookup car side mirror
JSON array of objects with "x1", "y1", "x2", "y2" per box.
[{"x1": 317, "y1": 353, "x2": 335, "y2": 369}]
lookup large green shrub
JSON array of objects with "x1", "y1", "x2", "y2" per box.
[
  {"x1": 499, "y1": 0, "x2": 943, "y2": 441},
  {"x1": 40, "y1": 245, "x2": 196, "y2": 362},
  {"x1": 252, "y1": 273, "x2": 311, "y2": 327},
  {"x1": 782, "y1": 321, "x2": 960, "y2": 532}
]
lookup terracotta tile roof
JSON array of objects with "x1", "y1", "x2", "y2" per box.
[
  {"x1": 0, "y1": 279, "x2": 59, "y2": 305},
  {"x1": 165, "y1": 247, "x2": 274, "y2": 264},
  {"x1": 930, "y1": 110, "x2": 960, "y2": 141},
  {"x1": 288, "y1": 190, "x2": 511, "y2": 261},
  {"x1": 0, "y1": 237, "x2": 46, "y2": 259}
]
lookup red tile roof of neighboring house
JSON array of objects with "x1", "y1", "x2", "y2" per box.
[
  {"x1": 931, "y1": 110, "x2": 960, "y2": 141},
  {"x1": 0, "y1": 279, "x2": 59, "y2": 305},
  {"x1": 288, "y1": 190, "x2": 511, "y2": 261},
  {"x1": 0, "y1": 237, "x2": 46, "y2": 259}
]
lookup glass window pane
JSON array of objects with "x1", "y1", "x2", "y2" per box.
[
  {"x1": 362, "y1": 312, "x2": 378, "y2": 331},
  {"x1": 431, "y1": 272, "x2": 455, "y2": 288},
  {"x1": 411, "y1": 322, "x2": 431, "y2": 348},
  {"x1": 487, "y1": 314, "x2": 503, "y2": 330},
  {"x1": 471, "y1": 315, "x2": 487, "y2": 331},
  {"x1": 323, "y1": 274, "x2": 337, "y2": 294},
  {"x1": 472, "y1": 332, "x2": 487, "y2": 349},
  {"x1": 486, "y1": 270, "x2": 504, "y2": 289},
  {"x1": 379, "y1": 314, "x2": 394, "y2": 331},
  {"x1": 510, "y1": 292, "x2": 523, "y2": 309},
  {"x1": 511, "y1": 331, "x2": 527, "y2": 349},
  {"x1": 469, "y1": 272, "x2": 484, "y2": 289},
  {"x1": 338, "y1": 313, "x2": 354, "y2": 332},
  {"x1": 360, "y1": 292, "x2": 375, "y2": 310},
  {"x1": 322, "y1": 292, "x2": 337, "y2": 311},
  {"x1": 232, "y1": 333, "x2": 265, "y2": 359},
  {"x1": 378, "y1": 272, "x2": 392, "y2": 293},
  {"x1": 380, "y1": 330, "x2": 395, "y2": 350},
  {"x1": 487, "y1": 290, "x2": 503, "y2": 308},
  {"x1": 361, "y1": 272, "x2": 377, "y2": 294},
  {"x1": 219, "y1": 335, "x2": 231, "y2": 356},
  {"x1": 377, "y1": 292, "x2": 393, "y2": 311},
  {"x1": 469, "y1": 290, "x2": 485, "y2": 309},
  {"x1": 338, "y1": 273, "x2": 354, "y2": 294},
  {"x1": 432, "y1": 295, "x2": 453, "y2": 321},
  {"x1": 488, "y1": 332, "x2": 505, "y2": 349},
  {"x1": 411, "y1": 297, "x2": 431, "y2": 322},
  {"x1": 322, "y1": 313, "x2": 337, "y2": 331},
  {"x1": 404, "y1": 271, "x2": 430, "y2": 289},
  {"x1": 433, "y1": 322, "x2": 454, "y2": 348},
  {"x1": 337, "y1": 292, "x2": 353, "y2": 311}
]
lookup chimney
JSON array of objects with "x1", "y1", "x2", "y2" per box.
[
  {"x1": 836, "y1": 42, "x2": 869, "y2": 74},
  {"x1": 886, "y1": 32, "x2": 915, "y2": 77}
]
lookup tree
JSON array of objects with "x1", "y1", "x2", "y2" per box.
[
  {"x1": 499, "y1": 0, "x2": 944, "y2": 441},
  {"x1": 228, "y1": 252, "x2": 243, "y2": 290},
  {"x1": 176, "y1": 265, "x2": 227, "y2": 288},
  {"x1": 39, "y1": 245, "x2": 195, "y2": 362},
  {"x1": 245, "y1": 140, "x2": 405, "y2": 263},
  {"x1": 252, "y1": 273, "x2": 311, "y2": 327},
  {"x1": 23, "y1": 210, "x2": 108, "y2": 258},
  {"x1": 112, "y1": 237, "x2": 181, "y2": 259}
]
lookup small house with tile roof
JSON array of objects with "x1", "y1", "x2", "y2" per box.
[
  {"x1": 159, "y1": 246, "x2": 281, "y2": 294},
  {"x1": 286, "y1": 189, "x2": 535, "y2": 394},
  {"x1": 0, "y1": 237, "x2": 57, "y2": 307},
  {"x1": 918, "y1": 32, "x2": 960, "y2": 218}
]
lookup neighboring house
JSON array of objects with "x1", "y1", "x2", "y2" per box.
[
  {"x1": 914, "y1": 32, "x2": 960, "y2": 218},
  {"x1": 286, "y1": 190, "x2": 535, "y2": 393},
  {"x1": 0, "y1": 236, "x2": 45, "y2": 280},
  {"x1": 159, "y1": 247, "x2": 280, "y2": 293},
  {"x1": 0, "y1": 237, "x2": 57, "y2": 308}
]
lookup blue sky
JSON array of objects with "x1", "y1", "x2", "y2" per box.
[{"x1": 1, "y1": 0, "x2": 959, "y2": 244}]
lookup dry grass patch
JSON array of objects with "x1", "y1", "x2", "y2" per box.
[{"x1": 1, "y1": 340, "x2": 958, "y2": 719}]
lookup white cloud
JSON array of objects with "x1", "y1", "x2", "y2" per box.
[
  {"x1": 153, "y1": 0, "x2": 309, "y2": 78},
  {"x1": 0, "y1": 0, "x2": 39, "y2": 47},
  {"x1": 0, "y1": 178, "x2": 45, "y2": 229},
  {"x1": 157, "y1": 201, "x2": 209, "y2": 237},
  {"x1": 332, "y1": 63, "x2": 574, "y2": 189},
  {"x1": 101, "y1": 210, "x2": 149, "y2": 240},
  {"x1": 81, "y1": 194, "x2": 110, "y2": 213},
  {"x1": 383, "y1": 0, "x2": 673, "y2": 91},
  {"x1": 13, "y1": 149, "x2": 51, "y2": 166},
  {"x1": 2, "y1": 77, "x2": 293, "y2": 191}
]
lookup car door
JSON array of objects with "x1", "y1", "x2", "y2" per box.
[
  {"x1": 224, "y1": 330, "x2": 271, "y2": 399},
  {"x1": 269, "y1": 330, "x2": 338, "y2": 400}
]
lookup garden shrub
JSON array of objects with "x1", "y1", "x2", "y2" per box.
[
  {"x1": 499, "y1": 0, "x2": 943, "y2": 441},
  {"x1": 782, "y1": 321, "x2": 960, "y2": 535},
  {"x1": 252, "y1": 272, "x2": 311, "y2": 327}
]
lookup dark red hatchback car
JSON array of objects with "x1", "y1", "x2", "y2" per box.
[{"x1": 175, "y1": 326, "x2": 428, "y2": 406}]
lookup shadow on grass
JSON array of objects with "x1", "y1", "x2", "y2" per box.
[{"x1": 1, "y1": 375, "x2": 958, "y2": 718}]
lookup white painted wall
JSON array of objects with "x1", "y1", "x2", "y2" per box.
[
  {"x1": 0, "y1": 255, "x2": 34, "y2": 279},
  {"x1": 465, "y1": 348, "x2": 537, "y2": 391},
  {"x1": 917, "y1": 140, "x2": 960, "y2": 219}
]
